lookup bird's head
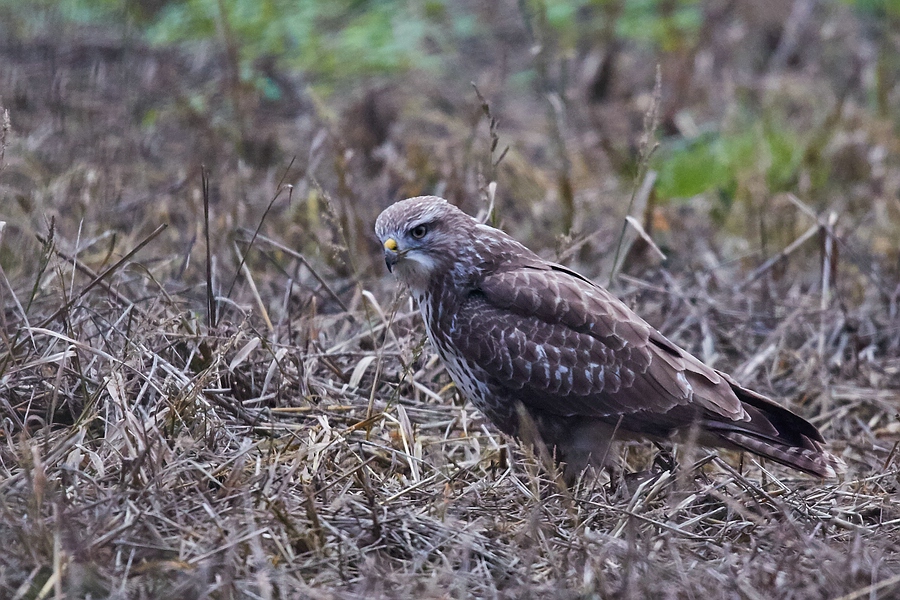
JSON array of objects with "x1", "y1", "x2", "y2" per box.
[{"x1": 375, "y1": 196, "x2": 477, "y2": 294}]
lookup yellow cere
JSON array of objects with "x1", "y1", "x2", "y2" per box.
[{"x1": 384, "y1": 238, "x2": 398, "y2": 251}]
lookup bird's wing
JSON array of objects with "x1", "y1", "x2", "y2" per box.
[{"x1": 448, "y1": 264, "x2": 749, "y2": 423}]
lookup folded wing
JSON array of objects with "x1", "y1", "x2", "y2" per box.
[{"x1": 447, "y1": 264, "x2": 841, "y2": 477}]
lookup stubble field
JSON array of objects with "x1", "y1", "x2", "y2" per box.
[{"x1": 2, "y1": 2, "x2": 900, "y2": 597}]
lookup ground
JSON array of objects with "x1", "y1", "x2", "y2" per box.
[{"x1": 1, "y1": 2, "x2": 900, "y2": 598}]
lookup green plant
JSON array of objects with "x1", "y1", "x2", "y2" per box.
[
  {"x1": 2, "y1": 0, "x2": 446, "y2": 94},
  {"x1": 654, "y1": 121, "x2": 805, "y2": 204},
  {"x1": 539, "y1": 0, "x2": 703, "y2": 51},
  {"x1": 149, "y1": 0, "x2": 444, "y2": 92}
]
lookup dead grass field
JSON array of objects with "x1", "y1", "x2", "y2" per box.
[{"x1": 2, "y1": 3, "x2": 900, "y2": 598}]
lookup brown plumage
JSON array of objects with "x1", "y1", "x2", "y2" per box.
[{"x1": 375, "y1": 196, "x2": 844, "y2": 480}]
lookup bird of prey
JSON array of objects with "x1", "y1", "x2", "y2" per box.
[{"x1": 375, "y1": 196, "x2": 843, "y2": 481}]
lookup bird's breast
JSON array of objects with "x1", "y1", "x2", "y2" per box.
[{"x1": 417, "y1": 293, "x2": 498, "y2": 415}]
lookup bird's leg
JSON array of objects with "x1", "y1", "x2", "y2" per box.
[
  {"x1": 514, "y1": 404, "x2": 569, "y2": 492},
  {"x1": 611, "y1": 443, "x2": 677, "y2": 497},
  {"x1": 652, "y1": 442, "x2": 677, "y2": 473}
]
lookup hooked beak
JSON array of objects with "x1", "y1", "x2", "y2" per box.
[{"x1": 383, "y1": 238, "x2": 399, "y2": 273}]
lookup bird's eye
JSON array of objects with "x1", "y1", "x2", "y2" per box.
[{"x1": 410, "y1": 224, "x2": 428, "y2": 239}]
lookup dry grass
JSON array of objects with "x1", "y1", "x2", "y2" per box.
[
  {"x1": 3, "y1": 6, "x2": 900, "y2": 599},
  {"x1": 2, "y1": 256, "x2": 899, "y2": 598}
]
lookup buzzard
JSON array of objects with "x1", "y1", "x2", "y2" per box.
[{"x1": 375, "y1": 196, "x2": 843, "y2": 481}]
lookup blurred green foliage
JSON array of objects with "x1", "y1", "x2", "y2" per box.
[
  {"x1": 0, "y1": 0, "x2": 121, "y2": 36},
  {"x1": 541, "y1": 0, "x2": 702, "y2": 52},
  {"x1": 615, "y1": 0, "x2": 702, "y2": 51},
  {"x1": 654, "y1": 122, "x2": 804, "y2": 202},
  {"x1": 145, "y1": 0, "x2": 440, "y2": 87},
  {"x1": 1, "y1": 0, "x2": 449, "y2": 93},
  {"x1": 2, "y1": 0, "x2": 881, "y2": 221},
  {"x1": 3, "y1": 0, "x2": 705, "y2": 92},
  {"x1": 646, "y1": 0, "x2": 898, "y2": 208},
  {"x1": 842, "y1": 0, "x2": 900, "y2": 18}
]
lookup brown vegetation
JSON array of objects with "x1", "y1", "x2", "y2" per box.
[{"x1": 2, "y1": 2, "x2": 900, "y2": 598}]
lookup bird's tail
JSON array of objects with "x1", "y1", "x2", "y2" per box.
[
  {"x1": 709, "y1": 378, "x2": 845, "y2": 478},
  {"x1": 716, "y1": 430, "x2": 845, "y2": 478}
]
